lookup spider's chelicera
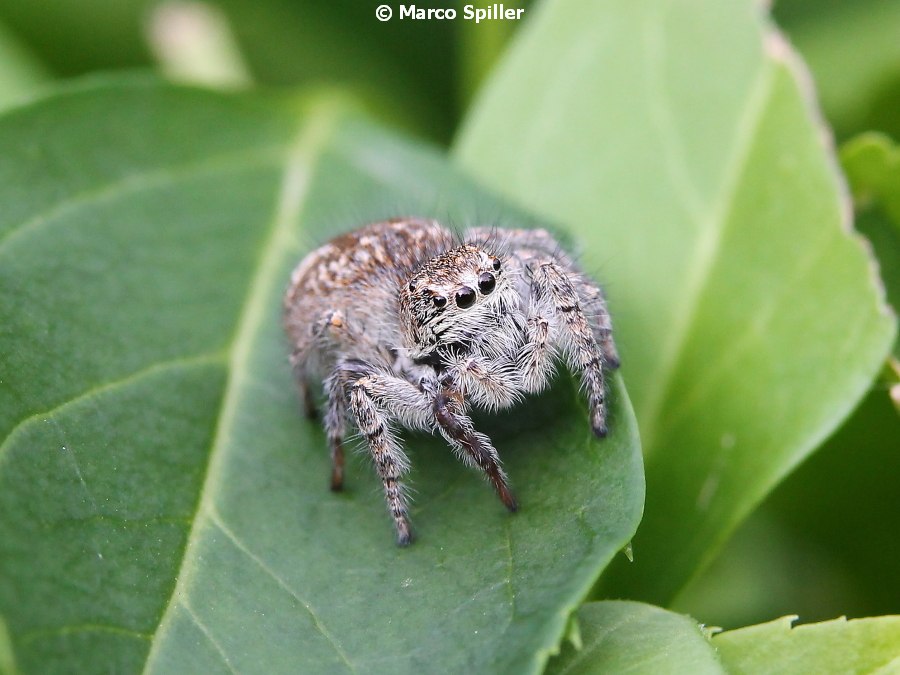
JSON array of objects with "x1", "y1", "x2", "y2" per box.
[{"x1": 284, "y1": 218, "x2": 619, "y2": 545}]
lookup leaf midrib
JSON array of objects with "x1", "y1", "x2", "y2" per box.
[
  {"x1": 637, "y1": 59, "x2": 776, "y2": 456},
  {"x1": 140, "y1": 102, "x2": 350, "y2": 673},
  {"x1": 0, "y1": 147, "x2": 286, "y2": 448}
]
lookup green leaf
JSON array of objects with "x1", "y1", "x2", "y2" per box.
[
  {"x1": 842, "y1": 132, "x2": 900, "y2": 225},
  {"x1": 712, "y1": 615, "x2": 900, "y2": 674},
  {"x1": 0, "y1": 0, "x2": 459, "y2": 140},
  {"x1": 544, "y1": 601, "x2": 724, "y2": 675},
  {"x1": 454, "y1": 0, "x2": 897, "y2": 604},
  {"x1": 0, "y1": 614, "x2": 16, "y2": 675},
  {"x1": 456, "y1": 0, "x2": 527, "y2": 105},
  {"x1": 675, "y1": 386, "x2": 900, "y2": 628},
  {"x1": 674, "y1": 384, "x2": 900, "y2": 632},
  {"x1": 841, "y1": 133, "x2": 900, "y2": 321},
  {"x1": 774, "y1": 0, "x2": 900, "y2": 140},
  {"x1": 0, "y1": 18, "x2": 49, "y2": 109},
  {"x1": 0, "y1": 79, "x2": 643, "y2": 673},
  {"x1": 671, "y1": 508, "x2": 862, "y2": 630},
  {"x1": 547, "y1": 602, "x2": 900, "y2": 675},
  {"x1": 673, "y1": 126, "x2": 900, "y2": 622}
]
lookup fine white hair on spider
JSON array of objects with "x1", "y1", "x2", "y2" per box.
[{"x1": 283, "y1": 217, "x2": 619, "y2": 545}]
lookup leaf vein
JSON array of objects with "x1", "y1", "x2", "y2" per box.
[
  {"x1": 18, "y1": 623, "x2": 152, "y2": 645},
  {"x1": 642, "y1": 3, "x2": 705, "y2": 222},
  {"x1": 140, "y1": 102, "x2": 342, "y2": 673},
  {"x1": 0, "y1": 352, "x2": 227, "y2": 468},
  {"x1": 554, "y1": 610, "x2": 645, "y2": 675},
  {"x1": 662, "y1": 227, "x2": 841, "y2": 433},
  {"x1": 180, "y1": 600, "x2": 239, "y2": 675},
  {"x1": 639, "y1": 60, "x2": 776, "y2": 454},
  {"x1": 208, "y1": 510, "x2": 356, "y2": 673},
  {"x1": 0, "y1": 145, "x2": 284, "y2": 256}
]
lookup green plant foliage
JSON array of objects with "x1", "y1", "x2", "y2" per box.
[
  {"x1": 672, "y1": 135, "x2": 900, "y2": 632},
  {"x1": 774, "y1": 0, "x2": 900, "y2": 140},
  {"x1": 762, "y1": 386, "x2": 900, "y2": 621},
  {"x1": 0, "y1": 615, "x2": 13, "y2": 675},
  {"x1": 0, "y1": 79, "x2": 643, "y2": 674},
  {"x1": 712, "y1": 614, "x2": 900, "y2": 674},
  {"x1": 674, "y1": 387, "x2": 900, "y2": 626},
  {"x1": 842, "y1": 132, "x2": 900, "y2": 225},
  {"x1": 455, "y1": 0, "x2": 897, "y2": 605},
  {"x1": 671, "y1": 509, "x2": 863, "y2": 631},
  {"x1": 1, "y1": 0, "x2": 899, "y2": 671},
  {"x1": 0, "y1": 0, "x2": 461, "y2": 140},
  {"x1": 545, "y1": 601, "x2": 723, "y2": 674},
  {"x1": 546, "y1": 604, "x2": 900, "y2": 674},
  {"x1": 841, "y1": 133, "x2": 900, "y2": 339},
  {"x1": 0, "y1": 18, "x2": 48, "y2": 109}
]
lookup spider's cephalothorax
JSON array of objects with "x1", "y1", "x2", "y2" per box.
[{"x1": 284, "y1": 217, "x2": 619, "y2": 545}]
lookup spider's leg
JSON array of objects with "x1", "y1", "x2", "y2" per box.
[
  {"x1": 323, "y1": 371, "x2": 348, "y2": 491},
  {"x1": 302, "y1": 309, "x2": 358, "y2": 489},
  {"x1": 333, "y1": 359, "x2": 433, "y2": 545},
  {"x1": 289, "y1": 308, "x2": 359, "y2": 422},
  {"x1": 531, "y1": 260, "x2": 610, "y2": 437},
  {"x1": 433, "y1": 386, "x2": 518, "y2": 512},
  {"x1": 573, "y1": 275, "x2": 620, "y2": 369}
]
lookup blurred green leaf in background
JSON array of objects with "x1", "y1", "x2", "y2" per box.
[
  {"x1": 546, "y1": 603, "x2": 900, "y2": 674},
  {"x1": 0, "y1": 0, "x2": 528, "y2": 141},
  {"x1": 0, "y1": 17, "x2": 48, "y2": 108},
  {"x1": 456, "y1": 0, "x2": 896, "y2": 606},
  {"x1": 774, "y1": 0, "x2": 900, "y2": 142},
  {"x1": 0, "y1": 0, "x2": 899, "y2": 672}
]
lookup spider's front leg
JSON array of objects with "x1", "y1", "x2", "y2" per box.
[
  {"x1": 328, "y1": 359, "x2": 433, "y2": 545},
  {"x1": 529, "y1": 260, "x2": 612, "y2": 437},
  {"x1": 431, "y1": 379, "x2": 518, "y2": 512}
]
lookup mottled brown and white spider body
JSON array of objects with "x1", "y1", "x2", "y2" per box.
[{"x1": 284, "y1": 218, "x2": 618, "y2": 545}]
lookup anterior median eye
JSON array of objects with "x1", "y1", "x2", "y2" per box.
[
  {"x1": 478, "y1": 272, "x2": 496, "y2": 295},
  {"x1": 455, "y1": 286, "x2": 476, "y2": 308}
]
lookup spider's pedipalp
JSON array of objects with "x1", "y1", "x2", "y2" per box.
[{"x1": 441, "y1": 351, "x2": 522, "y2": 410}]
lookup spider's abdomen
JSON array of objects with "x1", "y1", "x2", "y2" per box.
[
  {"x1": 283, "y1": 218, "x2": 454, "y2": 368},
  {"x1": 285, "y1": 218, "x2": 452, "y2": 301}
]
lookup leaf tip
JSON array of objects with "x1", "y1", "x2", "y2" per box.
[
  {"x1": 564, "y1": 614, "x2": 583, "y2": 651},
  {"x1": 762, "y1": 15, "x2": 899, "y2": 332}
]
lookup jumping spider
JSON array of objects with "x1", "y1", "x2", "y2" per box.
[{"x1": 283, "y1": 218, "x2": 619, "y2": 545}]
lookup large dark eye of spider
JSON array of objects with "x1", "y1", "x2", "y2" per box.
[
  {"x1": 432, "y1": 295, "x2": 447, "y2": 308},
  {"x1": 478, "y1": 272, "x2": 496, "y2": 295},
  {"x1": 455, "y1": 286, "x2": 476, "y2": 308}
]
